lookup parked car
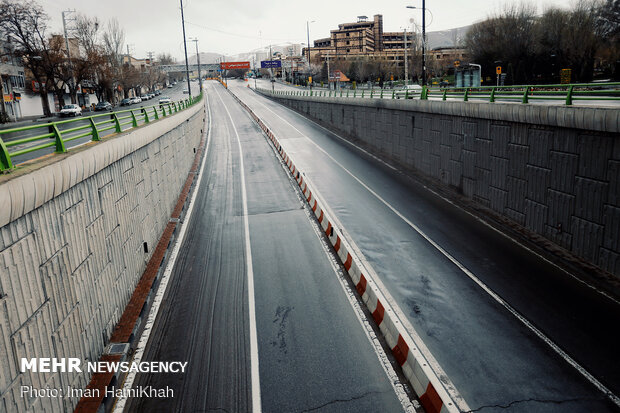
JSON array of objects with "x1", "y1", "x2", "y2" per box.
[
  {"x1": 140, "y1": 95, "x2": 148, "y2": 101},
  {"x1": 131, "y1": 97, "x2": 142, "y2": 104},
  {"x1": 182, "y1": 89, "x2": 189, "y2": 94},
  {"x1": 399, "y1": 84, "x2": 422, "y2": 91},
  {"x1": 120, "y1": 98, "x2": 132, "y2": 106},
  {"x1": 94, "y1": 101, "x2": 112, "y2": 111},
  {"x1": 159, "y1": 96, "x2": 172, "y2": 104},
  {"x1": 167, "y1": 84, "x2": 173, "y2": 89},
  {"x1": 147, "y1": 93, "x2": 155, "y2": 99},
  {"x1": 59, "y1": 104, "x2": 82, "y2": 117},
  {"x1": 155, "y1": 90, "x2": 162, "y2": 96}
]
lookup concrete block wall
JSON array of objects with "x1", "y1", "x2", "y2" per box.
[
  {"x1": 0, "y1": 103, "x2": 204, "y2": 413},
  {"x1": 266, "y1": 93, "x2": 620, "y2": 278}
]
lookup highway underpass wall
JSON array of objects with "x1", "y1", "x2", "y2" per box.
[
  {"x1": 262, "y1": 92, "x2": 620, "y2": 279},
  {"x1": 0, "y1": 102, "x2": 204, "y2": 413}
]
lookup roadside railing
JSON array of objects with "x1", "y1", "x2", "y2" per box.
[
  {"x1": 258, "y1": 81, "x2": 620, "y2": 106},
  {"x1": 0, "y1": 93, "x2": 203, "y2": 171}
]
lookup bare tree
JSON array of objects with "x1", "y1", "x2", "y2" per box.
[
  {"x1": 157, "y1": 52, "x2": 175, "y2": 65},
  {"x1": 103, "y1": 18, "x2": 124, "y2": 64},
  {"x1": 75, "y1": 14, "x2": 100, "y2": 55},
  {"x1": 0, "y1": 0, "x2": 54, "y2": 115}
]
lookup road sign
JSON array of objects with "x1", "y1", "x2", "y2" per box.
[
  {"x1": 496, "y1": 66, "x2": 502, "y2": 75},
  {"x1": 220, "y1": 61, "x2": 250, "y2": 70},
  {"x1": 261, "y1": 60, "x2": 281, "y2": 68},
  {"x1": 560, "y1": 68, "x2": 572, "y2": 84}
]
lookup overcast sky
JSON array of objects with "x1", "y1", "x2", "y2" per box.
[{"x1": 43, "y1": 0, "x2": 571, "y2": 60}]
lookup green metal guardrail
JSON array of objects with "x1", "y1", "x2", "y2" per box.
[
  {"x1": 0, "y1": 93, "x2": 203, "y2": 171},
  {"x1": 259, "y1": 82, "x2": 620, "y2": 106}
]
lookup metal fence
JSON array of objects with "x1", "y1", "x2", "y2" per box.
[
  {"x1": 260, "y1": 82, "x2": 620, "y2": 106},
  {"x1": 0, "y1": 93, "x2": 203, "y2": 171}
]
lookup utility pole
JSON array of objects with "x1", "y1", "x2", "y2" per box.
[
  {"x1": 422, "y1": 0, "x2": 426, "y2": 86},
  {"x1": 62, "y1": 9, "x2": 76, "y2": 103},
  {"x1": 306, "y1": 20, "x2": 315, "y2": 64},
  {"x1": 326, "y1": 53, "x2": 330, "y2": 90},
  {"x1": 403, "y1": 29, "x2": 408, "y2": 85},
  {"x1": 191, "y1": 39, "x2": 202, "y2": 92},
  {"x1": 180, "y1": 0, "x2": 192, "y2": 98},
  {"x1": 269, "y1": 44, "x2": 274, "y2": 92}
]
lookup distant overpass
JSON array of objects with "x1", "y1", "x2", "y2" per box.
[{"x1": 159, "y1": 63, "x2": 221, "y2": 73}]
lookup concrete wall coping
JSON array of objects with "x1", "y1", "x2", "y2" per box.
[
  {"x1": 262, "y1": 91, "x2": 620, "y2": 134},
  {"x1": 0, "y1": 103, "x2": 204, "y2": 229}
]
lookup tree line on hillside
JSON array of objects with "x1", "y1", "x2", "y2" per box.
[
  {"x1": 465, "y1": 0, "x2": 619, "y2": 84},
  {"x1": 0, "y1": 0, "x2": 176, "y2": 116}
]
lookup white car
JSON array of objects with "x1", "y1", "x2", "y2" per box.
[
  {"x1": 131, "y1": 97, "x2": 142, "y2": 104},
  {"x1": 159, "y1": 96, "x2": 172, "y2": 104},
  {"x1": 59, "y1": 104, "x2": 82, "y2": 117}
]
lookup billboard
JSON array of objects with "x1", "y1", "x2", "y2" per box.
[
  {"x1": 261, "y1": 60, "x2": 281, "y2": 69},
  {"x1": 220, "y1": 61, "x2": 250, "y2": 70}
]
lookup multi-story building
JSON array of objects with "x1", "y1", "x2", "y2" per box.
[
  {"x1": 0, "y1": 39, "x2": 26, "y2": 121},
  {"x1": 304, "y1": 14, "x2": 468, "y2": 81}
]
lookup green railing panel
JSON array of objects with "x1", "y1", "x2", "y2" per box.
[{"x1": 0, "y1": 91, "x2": 203, "y2": 171}]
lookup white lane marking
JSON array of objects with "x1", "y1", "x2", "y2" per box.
[
  {"x1": 113, "y1": 89, "x2": 213, "y2": 413},
  {"x1": 214, "y1": 86, "x2": 262, "y2": 413},
  {"x1": 241, "y1": 89, "x2": 620, "y2": 408},
  {"x1": 252, "y1": 102, "x2": 418, "y2": 413}
]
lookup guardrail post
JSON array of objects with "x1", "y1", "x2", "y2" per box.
[
  {"x1": 347, "y1": 90, "x2": 350, "y2": 98},
  {"x1": 463, "y1": 89, "x2": 469, "y2": 102},
  {"x1": 51, "y1": 124, "x2": 66, "y2": 153},
  {"x1": 380, "y1": 89, "x2": 384, "y2": 98},
  {"x1": 340, "y1": 90, "x2": 343, "y2": 97},
  {"x1": 521, "y1": 86, "x2": 529, "y2": 104},
  {"x1": 565, "y1": 85, "x2": 574, "y2": 105},
  {"x1": 392, "y1": 90, "x2": 395, "y2": 99},
  {"x1": 142, "y1": 108, "x2": 150, "y2": 123},
  {"x1": 361, "y1": 90, "x2": 365, "y2": 98},
  {"x1": 490, "y1": 87, "x2": 496, "y2": 103},
  {"x1": 0, "y1": 138, "x2": 13, "y2": 170},
  {"x1": 442, "y1": 89, "x2": 447, "y2": 101},
  {"x1": 370, "y1": 89, "x2": 374, "y2": 98},
  {"x1": 421, "y1": 86, "x2": 428, "y2": 100},
  {"x1": 153, "y1": 106, "x2": 159, "y2": 120},
  {"x1": 113, "y1": 113, "x2": 122, "y2": 133},
  {"x1": 130, "y1": 110, "x2": 138, "y2": 127},
  {"x1": 405, "y1": 89, "x2": 409, "y2": 99},
  {"x1": 89, "y1": 117, "x2": 100, "y2": 141},
  {"x1": 354, "y1": 90, "x2": 356, "y2": 98}
]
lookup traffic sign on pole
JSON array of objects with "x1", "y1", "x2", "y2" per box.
[{"x1": 261, "y1": 60, "x2": 281, "y2": 69}]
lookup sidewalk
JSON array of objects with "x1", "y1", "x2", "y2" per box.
[{"x1": 0, "y1": 115, "x2": 57, "y2": 131}]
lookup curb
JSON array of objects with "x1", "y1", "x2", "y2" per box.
[
  {"x1": 73, "y1": 103, "x2": 208, "y2": 413},
  {"x1": 228, "y1": 89, "x2": 461, "y2": 413}
]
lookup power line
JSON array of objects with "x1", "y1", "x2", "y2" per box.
[{"x1": 185, "y1": 20, "x2": 294, "y2": 42}]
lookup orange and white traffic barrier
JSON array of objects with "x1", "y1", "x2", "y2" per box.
[{"x1": 228, "y1": 87, "x2": 461, "y2": 413}]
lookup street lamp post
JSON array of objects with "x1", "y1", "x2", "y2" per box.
[
  {"x1": 180, "y1": 0, "x2": 192, "y2": 98},
  {"x1": 403, "y1": 28, "x2": 408, "y2": 85},
  {"x1": 191, "y1": 38, "x2": 202, "y2": 92},
  {"x1": 407, "y1": 1, "x2": 427, "y2": 86},
  {"x1": 306, "y1": 20, "x2": 315, "y2": 63}
]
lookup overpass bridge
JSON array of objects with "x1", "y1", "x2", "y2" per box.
[
  {"x1": 158, "y1": 63, "x2": 221, "y2": 73},
  {"x1": 0, "y1": 79, "x2": 619, "y2": 413}
]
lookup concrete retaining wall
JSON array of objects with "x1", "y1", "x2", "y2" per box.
[
  {"x1": 263, "y1": 92, "x2": 620, "y2": 278},
  {"x1": 0, "y1": 102, "x2": 204, "y2": 413}
]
